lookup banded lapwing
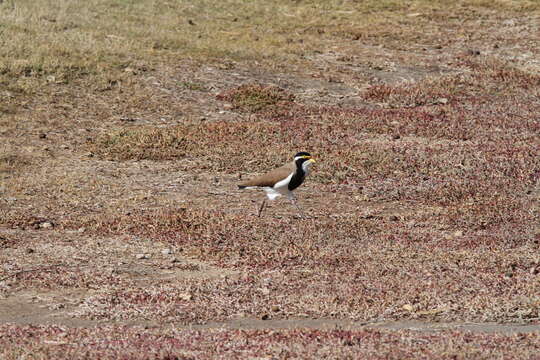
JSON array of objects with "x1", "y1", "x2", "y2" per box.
[{"x1": 238, "y1": 152, "x2": 316, "y2": 217}]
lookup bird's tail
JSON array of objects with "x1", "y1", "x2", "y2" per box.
[{"x1": 238, "y1": 185, "x2": 247, "y2": 189}]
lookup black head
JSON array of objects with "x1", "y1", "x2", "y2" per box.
[
  {"x1": 294, "y1": 152, "x2": 311, "y2": 159},
  {"x1": 293, "y1": 152, "x2": 315, "y2": 168}
]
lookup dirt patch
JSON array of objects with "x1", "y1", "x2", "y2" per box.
[{"x1": 185, "y1": 318, "x2": 540, "y2": 335}]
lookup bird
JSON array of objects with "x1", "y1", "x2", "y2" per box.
[{"x1": 238, "y1": 152, "x2": 316, "y2": 217}]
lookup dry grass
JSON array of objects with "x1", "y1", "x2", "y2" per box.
[
  {"x1": 1, "y1": 324, "x2": 540, "y2": 359},
  {"x1": 1, "y1": 0, "x2": 540, "y2": 357},
  {"x1": 217, "y1": 84, "x2": 295, "y2": 112},
  {"x1": 1, "y1": 0, "x2": 538, "y2": 86}
]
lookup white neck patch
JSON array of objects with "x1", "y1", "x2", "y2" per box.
[{"x1": 302, "y1": 160, "x2": 314, "y2": 175}]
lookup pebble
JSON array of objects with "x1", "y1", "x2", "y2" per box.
[
  {"x1": 135, "y1": 253, "x2": 150, "y2": 260},
  {"x1": 178, "y1": 292, "x2": 193, "y2": 301},
  {"x1": 161, "y1": 248, "x2": 173, "y2": 255},
  {"x1": 436, "y1": 97, "x2": 448, "y2": 104},
  {"x1": 402, "y1": 304, "x2": 414, "y2": 312},
  {"x1": 39, "y1": 222, "x2": 54, "y2": 229},
  {"x1": 260, "y1": 287, "x2": 271, "y2": 295}
]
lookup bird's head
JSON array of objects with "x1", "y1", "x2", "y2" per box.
[{"x1": 294, "y1": 152, "x2": 316, "y2": 172}]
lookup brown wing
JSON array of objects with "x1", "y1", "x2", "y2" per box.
[{"x1": 239, "y1": 162, "x2": 295, "y2": 188}]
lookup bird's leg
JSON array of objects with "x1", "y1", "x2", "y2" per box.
[
  {"x1": 257, "y1": 198, "x2": 267, "y2": 217},
  {"x1": 289, "y1": 194, "x2": 306, "y2": 218}
]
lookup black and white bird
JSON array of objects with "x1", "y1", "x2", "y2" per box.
[{"x1": 238, "y1": 152, "x2": 316, "y2": 217}]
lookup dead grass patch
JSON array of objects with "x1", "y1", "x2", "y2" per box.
[
  {"x1": 91, "y1": 128, "x2": 192, "y2": 161},
  {"x1": 54, "y1": 205, "x2": 539, "y2": 324},
  {"x1": 217, "y1": 84, "x2": 295, "y2": 112},
  {"x1": 1, "y1": 324, "x2": 540, "y2": 359},
  {"x1": 0, "y1": 153, "x2": 31, "y2": 174},
  {"x1": 2, "y1": 0, "x2": 537, "y2": 91},
  {"x1": 362, "y1": 59, "x2": 540, "y2": 108}
]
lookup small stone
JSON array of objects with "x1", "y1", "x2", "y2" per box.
[
  {"x1": 136, "y1": 253, "x2": 149, "y2": 260},
  {"x1": 261, "y1": 314, "x2": 270, "y2": 320},
  {"x1": 389, "y1": 215, "x2": 399, "y2": 222},
  {"x1": 25, "y1": 248, "x2": 35, "y2": 254},
  {"x1": 39, "y1": 133, "x2": 47, "y2": 139},
  {"x1": 392, "y1": 134, "x2": 400, "y2": 140},
  {"x1": 161, "y1": 248, "x2": 173, "y2": 255},
  {"x1": 39, "y1": 221, "x2": 54, "y2": 229},
  {"x1": 436, "y1": 97, "x2": 448, "y2": 105},
  {"x1": 77, "y1": 227, "x2": 86, "y2": 233},
  {"x1": 529, "y1": 267, "x2": 538, "y2": 275},
  {"x1": 402, "y1": 304, "x2": 414, "y2": 312},
  {"x1": 178, "y1": 292, "x2": 193, "y2": 301},
  {"x1": 504, "y1": 272, "x2": 513, "y2": 279},
  {"x1": 171, "y1": 258, "x2": 181, "y2": 263},
  {"x1": 61, "y1": 145, "x2": 69, "y2": 150},
  {"x1": 271, "y1": 305, "x2": 280, "y2": 312},
  {"x1": 453, "y1": 230, "x2": 463, "y2": 237},
  {"x1": 260, "y1": 287, "x2": 270, "y2": 295}
]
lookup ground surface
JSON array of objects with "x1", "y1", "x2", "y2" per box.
[{"x1": 1, "y1": 0, "x2": 539, "y2": 358}]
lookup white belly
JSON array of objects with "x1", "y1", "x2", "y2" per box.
[{"x1": 264, "y1": 173, "x2": 293, "y2": 200}]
